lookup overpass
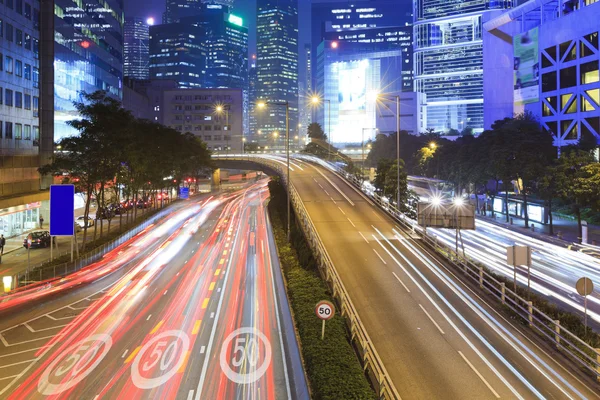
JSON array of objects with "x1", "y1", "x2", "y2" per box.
[{"x1": 214, "y1": 154, "x2": 600, "y2": 399}]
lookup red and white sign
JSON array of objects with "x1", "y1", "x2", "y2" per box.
[{"x1": 315, "y1": 300, "x2": 335, "y2": 321}]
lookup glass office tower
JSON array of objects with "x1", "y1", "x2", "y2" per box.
[
  {"x1": 414, "y1": 0, "x2": 512, "y2": 134},
  {"x1": 124, "y1": 17, "x2": 150, "y2": 80},
  {"x1": 54, "y1": 0, "x2": 124, "y2": 140},
  {"x1": 255, "y1": 0, "x2": 299, "y2": 142}
]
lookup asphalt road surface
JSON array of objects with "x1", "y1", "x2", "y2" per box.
[
  {"x1": 0, "y1": 181, "x2": 306, "y2": 399},
  {"x1": 279, "y1": 155, "x2": 600, "y2": 400}
]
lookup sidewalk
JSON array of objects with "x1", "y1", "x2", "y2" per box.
[
  {"x1": 0, "y1": 204, "x2": 162, "y2": 277},
  {"x1": 477, "y1": 211, "x2": 600, "y2": 247}
]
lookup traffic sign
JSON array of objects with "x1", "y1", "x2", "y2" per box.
[
  {"x1": 315, "y1": 300, "x2": 335, "y2": 321},
  {"x1": 179, "y1": 187, "x2": 190, "y2": 200},
  {"x1": 50, "y1": 185, "x2": 75, "y2": 236},
  {"x1": 219, "y1": 327, "x2": 272, "y2": 384},
  {"x1": 576, "y1": 277, "x2": 594, "y2": 296}
]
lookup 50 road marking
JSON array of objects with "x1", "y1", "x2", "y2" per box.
[{"x1": 219, "y1": 327, "x2": 272, "y2": 385}]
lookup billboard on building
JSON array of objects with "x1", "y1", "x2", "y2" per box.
[{"x1": 513, "y1": 27, "x2": 540, "y2": 105}]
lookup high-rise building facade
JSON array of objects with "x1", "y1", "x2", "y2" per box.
[
  {"x1": 124, "y1": 17, "x2": 150, "y2": 80},
  {"x1": 298, "y1": 44, "x2": 312, "y2": 137},
  {"x1": 414, "y1": 0, "x2": 512, "y2": 135},
  {"x1": 54, "y1": 0, "x2": 124, "y2": 140},
  {"x1": 311, "y1": 0, "x2": 412, "y2": 88},
  {"x1": 0, "y1": 0, "x2": 48, "y2": 237},
  {"x1": 164, "y1": 0, "x2": 235, "y2": 23},
  {"x1": 255, "y1": 0, "x2": 299, "y2": 143}
]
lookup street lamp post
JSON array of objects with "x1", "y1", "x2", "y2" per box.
[
  {"x1": 258, "y1": 100, "x2": 291, "y2": 242},
  {"x1": 376, "y1": 94, "x2": 401, "y2": 209},
  {"x1": 311, "y1": 97, "x2": 332, "y2": 160},
  {"x1": 215, "y1": 105, "x2": 230, "y2": 155}
]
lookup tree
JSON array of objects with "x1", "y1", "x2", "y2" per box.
[
  {"x1": 307, "y1": 122, "x2": 327, "y2": 140},
  {"x1": 384, "y1": 160, "x2": 408, "y2": 207},
  {"x1": 538, "y1": 163, "x2": 561, "y2": 235},
  {"x1": 461, "y1": 126, "x2": 474, "y2": 136}
]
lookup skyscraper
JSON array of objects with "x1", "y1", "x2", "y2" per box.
[
  {"x1": 255, "y1": 0, "x2": 299, "y2": 142},
  {"x1": 414, "y1": 0, "x2": 513, "y2": 134},
  {"x1": 54, "y1": 0, "x2": 124, "y2": 140},
  {"x1": 163, "y1": 0, "x2": 203, "y2": 24},
  {"x1": 124, "y1": 17, "x2": 150, "y2": 80}
]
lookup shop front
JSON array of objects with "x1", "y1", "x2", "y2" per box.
[{"x1": 0, "y1": 202, "x2": 42, "y2": 238}]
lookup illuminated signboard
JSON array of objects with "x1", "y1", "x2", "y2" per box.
[{"x1": 228, "y1": 14, "x2": 243, "y2": 27}]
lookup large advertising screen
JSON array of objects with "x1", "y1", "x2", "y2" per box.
[
  {"x1": 514, "y1": 27, "x2": 539, "y2": 105},
  {"x1": 332, "y1": 59, "x2": 377, "y2": 144}
]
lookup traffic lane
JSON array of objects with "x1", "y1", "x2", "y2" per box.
[
  {"x1": 304, "y1": 165, "x2": 600, "y2": 398},
  {"x1": 193, "y1": 190, "x2": 291, "y2": 400},
  {"x1": 0, "y1": 197, "x2": 229, "y2": 396},
  {"x1": 296, "y1": 177, "x2": 508, "y2": 399}
]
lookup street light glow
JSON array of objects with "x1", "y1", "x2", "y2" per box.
[
  {"x1": 453, "y1": 197, "x2": 464, "y2": 206},
  {"x1": 216, "y1": 105, "x2": 223, "y2": 112},
  {"x1": 146, "y1": 17, "x2": 155, "y2": 26},
  {"x1": 430, "y1": 141, "x2": 437, "y2": 150},
  {"x1": 257, "y1": 102, "x2": 266, "y2": 108},
  {"x1": 431, "y1": 196, "x2": 442, "y2": 206},
  {"x1": 311, "y1": 96, "x2": 320, "y2": 104}
]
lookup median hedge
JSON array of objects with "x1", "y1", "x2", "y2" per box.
[{"x1": 268, "y1": 178, "x2": 376, "y2": 400}]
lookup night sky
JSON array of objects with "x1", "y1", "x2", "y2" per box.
[{"x1": 125, "y1": 0, "x2": 312, "y2": 79}]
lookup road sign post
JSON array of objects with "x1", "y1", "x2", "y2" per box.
[
  {"x1": 26, "y1": 234, "x2": 32, "y2": 279},
  {"x1": 507, "y1": 245, "x2": 532, "y2": 299},
  {"x1": 576, "y1": 277, "x2": 594, "y2": 329},
  {"x1": 315, "y1": 300, "x2": 335, "y2": 340},
  {"x1": 50, "y1": 185, "x2": 76, "y2": 263}
]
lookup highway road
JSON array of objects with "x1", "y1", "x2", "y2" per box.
[
  {"x1": 430, "y1": 219, "x2": 600, "y2": 329},
  {"x1": 279, "y1": 156, "x2": 600, "y2": 399},
  {"x1": 0, "y1": 181, "x2": 306, "y2": 399}
]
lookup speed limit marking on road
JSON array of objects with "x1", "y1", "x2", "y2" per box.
[
  {"x1": 38, "y1": 334, "x2": 113, "y2": 395},
  {"x1": 219, "y1": 327, "x2": 272, "y2": 384},
  {"x1": 315, "y1": 300, "x2": 335, "y2": 320},
  {"x1": 131, "y1": 330, "x2": 190, "y2": 389}
]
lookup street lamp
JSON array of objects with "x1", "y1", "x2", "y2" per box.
[
  {"x1": 376, "y1": 93, "x2": 401, "y2": 210},
  {"x1": 214, "y1": 104, "x2": 230, "y2": 155},
  {"x1": 311, "y1": 96, "x2": 332, "y2": 160},
  {"x1": 242, "y1": 137, "x2": 246, "y2": 155},
  {"x1": 257, "y1": 100, "x2": 291, "y2": 241},
  {"x1": 429, "y1": 141, "x2": 437, "y2": 150}
]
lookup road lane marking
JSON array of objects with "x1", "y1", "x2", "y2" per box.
[
  {"x1": 214, "y1": 269, "x2": 221, "y2": 276},
  {"x1": 122, "y1": 350, "x2": 129, "y2": 358},
  {"x1": 0, "y1": 359, "x2": 39, "y2": 369},
  {"x1": 347, "y1": 218, "x2": 356, "y2": 228},
  {"x1": 392, "y1": 272, "x2": 411, "y2": 293},
  {"x1": 458, "y1": 351, "x2": 500, "y2": 398},
  {"x1": 178, "y1": 351, "x2": 191, "y2": 373},
  {"x1": 219, "y1": 259, "x2": 225, "y2": 265},
  {"x1": 23, "y1": 323, "x2": 35, "y2": 333},
  {"x1": 192, "y1": 320, "x2": 202, "y2": 335},
  {"x1": 223, "y1": 250, "x2": 227, "y2": 255},
  {"x1": 0, "y1": 347, "x2": 43, "y2": 358},
  {"x1": 209, "y1": 282, "x2": 215, "y2": 291},
  {"x1": 337, "y1": 206, "x2": 346, "y2": 215},
  {"x1": 202, "y1": 298, "x2": 210, "y2": 309},
  {"x1": 330, "y1": 197, "x2": 337, "y2": 204},
  {"x1": 150, "y1": 321, "x2": 164, "y2": 334},
  {"x1": 0, "y1": 375, "x2": 20, "y2": 381},
  {"x1": 359, "y1": 232, "x2": 369, "y2": 243},
  {"x1": 210, "y1": 312, "x2": 215, "y2": 319},
  {"x1": 146, "y1": 314, "x2": 152, "y2": 321},
  {"x1": 217, "y1": 288, "x2": 221, "y2": 293},
  {"x1": 187, "y1": 390, "x2": 195, "y2": 400},
  {"x1": 163, "y1": 290, "x2": 168, "y2": 296},
  {"x1": 418, "y1": 304, "x2": 445, "y2": 335},
  {"x1": 0, "y1": 334, "x2": 63, "y2": 347},
  {"x1": 318, "y1": 183, "x2": 324, "y2": 189},
  {"x1": 200, "y1": 346, "x2": 206, "y2": 354},
  {"x1": 311, "y1": 166, "x2": 355, "y2": 206},
  {"x1": 125, "y1": 346, "x2": 141, "y2": 363},
  {"x1": 324, "y1": 189, "x2": 330, "y2": 196},
  {"x1": 372, "y1": 249, "x2": 387, "y2": 265}
]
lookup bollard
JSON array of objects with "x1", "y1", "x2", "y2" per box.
[
  {"x1": 593, "y1": 240, "x2": 597, "y2": 246},
  {"x1": 510, "y1": 217, "x2": 513, "y2": 225},
  {"x1": 554, "y1": 320, "x2": 560, "y2": 348},
  {"x1": 596, "y1": 348, "x2": 600, "y2": 382},
  {"x1": 528, "y1": 301, "x2": 533, "y2": 327},
  {"x1": 531, "y1": 224, "x2": 535, "y2": 232},
  {"x1": 557, "y1": 231, "x2": 562, "y2": 239},
  {"x1": 479, "y1": 266, "x2": 483, "y2": 289},
  {"x1": 501, "y1": 283, "x2": 506, "y2": 305}
]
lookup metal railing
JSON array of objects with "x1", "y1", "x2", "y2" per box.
[
  {"x1": 10, "y1": 207, "x2": 176, "y2": 291},
  {"x1": 219, "y1": 153, "x2": 600, "y2": 382},
  {"x1": 219, "y1": 154, "x2": 401, "y2": 399}
]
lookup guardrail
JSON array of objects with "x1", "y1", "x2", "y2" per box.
[
  {"x1": 10, "y1": 207, "x2": 176, "y2": 291},
  {"x1": 217, "y1": 154, "x2": 401, "y2": 399},
  {"x1": 218, "y1": 153, "x2": 600, "y2": 382},
  {"x1": 303, "y1": 155, "x2": 600, "y2": 381}
]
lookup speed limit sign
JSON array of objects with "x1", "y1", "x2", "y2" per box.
[
  {"x1": 315, "y1": 300, "x2": 335, "y2": 321},
  {"x1": 315, "y1": 300, "x2": 335, "y2": 340}
]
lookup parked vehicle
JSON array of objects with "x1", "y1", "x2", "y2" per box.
[
  {"x1": 23, "y1": 231, "x2": 52, "y2": 249},
  {"x1": 109, "y1": 203, "x2": 125, "y2": 215},
  {"x1": 136, "y1": 199, "x2": 151, "y2": 209},
  {"x1": 120, "y1": 200, "x2": 134, "y2": 211},
  {"x1": 96, "y1": 206, "x2": 114, "y2": 220},
  {"x1": 76, "y1": 216, "x2": 95, "y2": 228}
]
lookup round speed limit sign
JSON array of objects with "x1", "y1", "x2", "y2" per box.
[{"x1": 315, "y1": 300, "x2": 335, "y2": 321}]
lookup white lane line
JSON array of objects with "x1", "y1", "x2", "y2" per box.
[
  {"x1": 24, "y1": 324, "x2": 69, "y2": 333},
  {"x1": 318, "y1": 183, "x2": 324, "y2": 189},
  {"x1": 1, "y1": 334, "x2": 64, "y2": 347},
  {"x1": 337, "y1": 206, "x2": 346, "y2": 216},
  {"x1": 373, "y1": 249, "x2": 387, "y2": 265},
  {"x1": 347, "y1": 218, "x2": 356, "y2": 228},
  {"x1": 330, "y1": 197, "x2": 337, "y2": 204},
  {"x1": 187, "y1": 390, "x2": 195, "y2": 400},
  {"x1": 392, "y1": 272, "x2": 411, "y2": 293},
  {"x1": 0, "y1": 375, "x2": 19, "y2": 381},
  {"x1": 418, "y1": 304, "x2": 446, "y2": 335},
  {"x1": 146, "y1": 314, "x2": 152, "y2": 321},
  {"x1": 200, "y1": 346, "x2": 206, "y2": 354},
  {"x1": 359, "y1": 232, "x2": 369, "y2": 243},
  {"x1": 23, "y1": 323, "x2": 35, "y2": 333},
  {"x1": 458, "y1": 351, "x2": 501, "y2": 398},
  {"x1": 210, "y1": 312, "x2": 215, "y2": 319},
  {"x1": 163, "y1": 290, "x2": 168, "y2": 296},
  {"x1": 93, "y1": 395, "x2": 100, "y2": 400},
  {"x1": 0, "y1": 347, "x2": 43, "y2": 359},
  {"x1": 122, "y1": 349, "x2": 129, "y2": 358},
  {"x1": 0, "y1": 359, "x2": 38, "y2": 369},
  {"x1": 324, "y1": 189, "x2": 330, "y2": 196},
  {"x1": 311, "y1": 166, "x2": 355, "y2": 206},
  {"x1": 44, "y1": 314, "x2": 76, "y2": 321}
]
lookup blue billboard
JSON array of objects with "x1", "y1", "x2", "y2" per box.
[
  {"x1": 179, "y1": 187, "x2": 190, "y2": 200},
  {"x1": 50, "y1": 185, "x2": 75, "y2": 236}
]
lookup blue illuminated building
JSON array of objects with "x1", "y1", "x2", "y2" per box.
[{"x1": 54, "y1": 0, "x2": 124, "y2": 140}]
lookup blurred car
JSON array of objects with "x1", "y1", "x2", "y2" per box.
[
  {"x1": 136, "y1": 199, "x2": 151, "y2": 209},
  {"x1": 23, "y1": 231, "x2": 52, "y2": 248},
  {"x1": 76, "y1": 216, "x2": 95, "y2": 228},
  {"x1": 96, "y1": 206, "x2": 115, "y2": 220},
  {"x1": 120, "y1": 200, "x2": 134, "y2": 211},
  {"x1": 109, "y1": 203, "x2": 125, "y2": 215}
]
